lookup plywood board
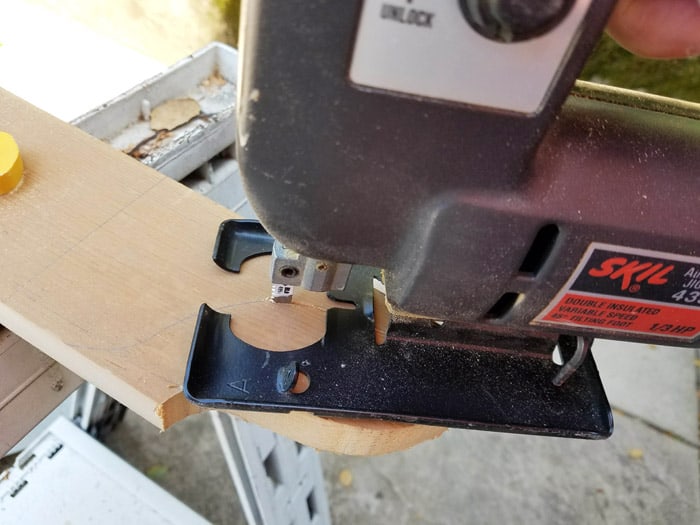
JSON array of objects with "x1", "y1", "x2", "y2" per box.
[{"x1": 0, "y1": 89, "x2": 442, "y2": 455}]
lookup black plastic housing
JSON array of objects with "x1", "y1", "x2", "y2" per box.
[{"x1": 236, "y1": 0, "x2": 700, "y2": 346}]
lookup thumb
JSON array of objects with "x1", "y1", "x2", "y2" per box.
[{"x1": 607, "y1": 0, "x2": 700, "y2": 58}]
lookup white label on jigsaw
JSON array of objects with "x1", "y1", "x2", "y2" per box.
[{"x1": 350, "y1": 0, "x2": 592, "y2": 114}]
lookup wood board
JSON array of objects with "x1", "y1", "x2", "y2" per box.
[{"x1": 0, "y1": 89, "x2": 443, "y2": 455}]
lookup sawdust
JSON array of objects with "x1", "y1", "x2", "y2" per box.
[
  {"x1": 150, "y1": 98, "x2": 201, "y2": 131},
  {"x1": 201, "y1": 70, "x2": 226, "y2": 89},
  {"x1": 126, "y1": 130, "x2": 171, "y2": 159}
]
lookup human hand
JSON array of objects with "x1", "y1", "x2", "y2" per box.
[{"x1": 608, "y1": 0, "x2": 700, "y2": 58}]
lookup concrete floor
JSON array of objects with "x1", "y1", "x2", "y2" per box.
[
  {"x1": 320, "y1": 342, "x2": 700, "y2": 525},
  {"x1": 5, "y1": 2, "x2": 700, "y2": 524}
]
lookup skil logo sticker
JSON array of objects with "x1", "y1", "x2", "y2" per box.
[
  {"x1": 533, "y1": 243, "x2": 700, "y2": 340},
  {"x1": 587, "y1": 257, "x2": 675, "y2": 291}
]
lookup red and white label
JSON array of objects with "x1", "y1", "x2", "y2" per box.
[{"x1": 534, "y1": 243, "x2": 700, "y2": 341}]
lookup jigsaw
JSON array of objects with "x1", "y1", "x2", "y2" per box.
[{"x1": 185, "y1": 0, "x2": 700, "y2": 439}]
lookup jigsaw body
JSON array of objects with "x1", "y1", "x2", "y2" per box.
[{"x1": 185, "y1": 0, "x2": 700, "y2": 438}]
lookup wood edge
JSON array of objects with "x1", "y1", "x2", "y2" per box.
[
  {"x1": 229, "y1": 411, "x2": 446, "y2": 456},
  {"x1": 0, "y1": 302, "x2": 165, "y2": 429},
  {"x1": 156, "y1": 391, "x2": 203, "y2": 430},
  {"x1": 159, "y1": 390, "x2": 445, "y2": 455}
]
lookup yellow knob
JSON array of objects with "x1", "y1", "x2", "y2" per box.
[{"x1": 0, "y1": 132, "x2": 24, "y2": 195}]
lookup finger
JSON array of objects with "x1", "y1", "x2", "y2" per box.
[{"x1": 607, "y1": 0, "x2": 700, "y2": 58}]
